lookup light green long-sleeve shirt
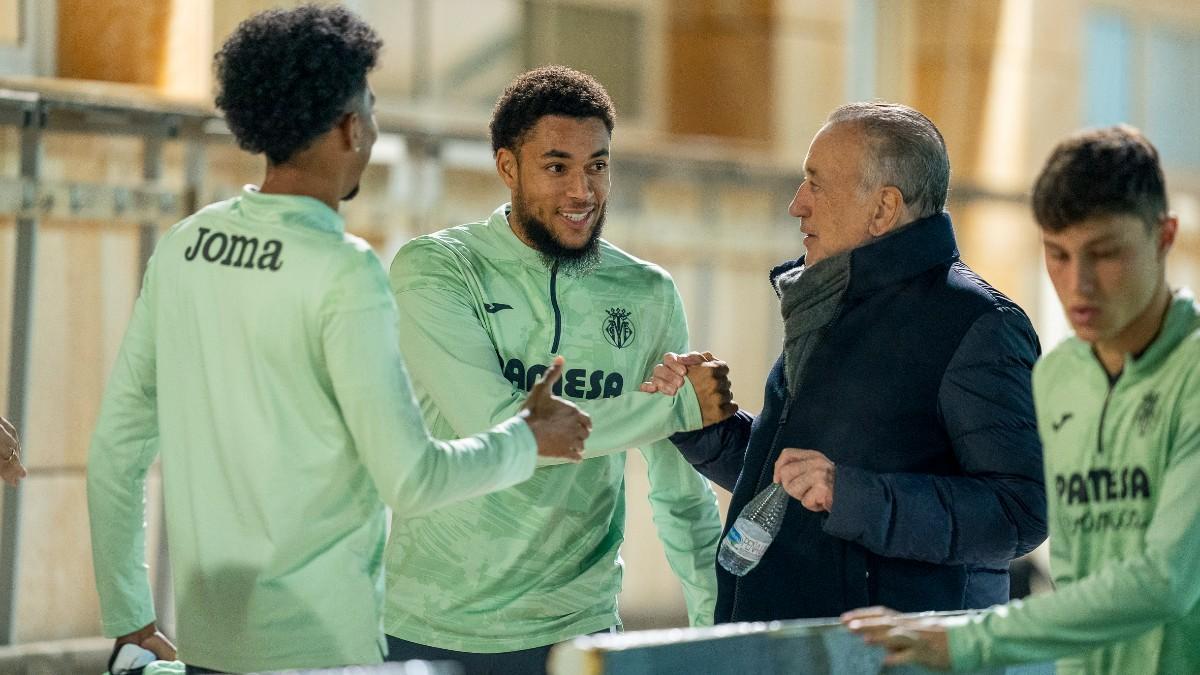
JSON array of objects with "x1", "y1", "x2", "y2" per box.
[
  {"x1": 384, "y1": 204, "x2": 722, "y2": 652},
  {"x1": 87, "y1": 188, "x2": 537, "y2": 673},
  {"x1": 949, "y1": 290, "x2": 1200, "y2": 674}
]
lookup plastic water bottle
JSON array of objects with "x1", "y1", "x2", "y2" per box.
[{"x1": 718, "y1": 482, "x2": 788, "y2": 576}]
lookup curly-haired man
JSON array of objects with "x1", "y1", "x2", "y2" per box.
[
  {"x1": 87, "y1": 7, "x2": 588, "y2": 673},
  {"x1": 383, "y1": 65, "x2": 732, "y2": 674}
]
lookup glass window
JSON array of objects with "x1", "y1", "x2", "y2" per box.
[
  {"x1": 1084, "y1": 10, "x2": 1133, "y2": 127},
  {"x1": 1146, "y1": 27, "x2": 1200, "y2": 169}
]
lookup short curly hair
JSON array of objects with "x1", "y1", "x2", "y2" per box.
[
  {"x1": 489, "y1": 65, "x2": 616, "y2": 155},
  {"x1": 215, "y1": 5, "x2": 382, "y2": 165},
  {"x1": 1033, "y1": 125, "x2": 1168, "y2": 232}
]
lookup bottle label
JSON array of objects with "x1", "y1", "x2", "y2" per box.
[{"x1": 726, "y1": 520, "x2": 770, "y2": 560}]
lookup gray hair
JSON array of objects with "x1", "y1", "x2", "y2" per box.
[{"x1": 826, "y1": 102, "x2": 950, "y2": 219}]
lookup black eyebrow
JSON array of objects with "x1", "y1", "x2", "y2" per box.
[{"x1": 541, "y1": 148, "x2": 610, "y2": 159}]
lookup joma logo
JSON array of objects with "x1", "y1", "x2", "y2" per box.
[{"x1": 183, "y1": 227, "x2": 284, "y2": 271}]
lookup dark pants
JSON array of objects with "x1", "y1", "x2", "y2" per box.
[{"x1": 385, "y1": 629, "x2": 617, "y2": 675}]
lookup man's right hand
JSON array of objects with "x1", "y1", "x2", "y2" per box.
[
  {"x1": 521, "y1": 356, "x2": 590, "y2": 463},
  {"x1": 843, "y1": 607, "x2": 952, "y2": 670},
  {"x1": 640, "y1": 351, "x2": 738, "y2": 426},
  {"x1": 689, "y1": 354, "x2": 738, "y2": 426},
  {"x1": 0, "y1": 415, "x2": 27, "y2": 487},
  {"x1": 112, "y1": 622, "x2": 177, "y2": 664}
]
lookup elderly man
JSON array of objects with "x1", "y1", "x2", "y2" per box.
[{"x1": 649, "y1": 101, "x2": 1048, "y2": 623}]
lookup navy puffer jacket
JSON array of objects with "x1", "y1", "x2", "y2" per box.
[{"x1": 674, "y1": 212, "x2": 1048, "y2": 623}]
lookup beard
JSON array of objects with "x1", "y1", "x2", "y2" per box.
[{"x1": 511, "y1": 192, "x2": 605, "y2": 277}]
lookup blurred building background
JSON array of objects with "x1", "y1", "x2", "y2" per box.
[{"x1": 0, "y1": 0, "x2": 1197, "y2": 648}]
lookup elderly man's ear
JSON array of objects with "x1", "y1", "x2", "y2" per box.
[{"x1": 868, "y1": 185, "x2": 907, "y2": 238}]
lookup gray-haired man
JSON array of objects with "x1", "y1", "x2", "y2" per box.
[{"x1": 647, "y1": 101, "x2": 1048, "y2": 622}]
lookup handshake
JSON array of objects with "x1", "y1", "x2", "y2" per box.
[
  {"x1": 521, "y1": 351, "x2": 737, "y2": 462},
  {"x1": 639, "y1": 351, "x2": 739, "y2": 427}
]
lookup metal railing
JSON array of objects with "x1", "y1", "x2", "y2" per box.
[{"x1": 0, "y1": 78, "x2": 213, "y2": 645}]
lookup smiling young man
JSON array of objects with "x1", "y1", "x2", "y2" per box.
[
  {"x1": 849, "y1": 126, "x2": 1200, "y2": 674},
  {"x1": 382, "y1": 66, "x2": 731, "y2": 674}
]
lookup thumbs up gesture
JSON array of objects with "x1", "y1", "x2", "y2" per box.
[{"x1": 521, "y1": 356, "x2": 591, "y2": 463}]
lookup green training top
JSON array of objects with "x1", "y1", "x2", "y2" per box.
[
  {"x1": 87, "y1": 188, "x2": 538, "y2": 673},
  {"x1": 385, "y1": 204, "x2": 722, "y2": 652},
  {"x1": 948, "y1": 290, "x2": 1200, "y2": 674}
]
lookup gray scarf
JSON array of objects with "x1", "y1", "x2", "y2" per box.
[{"x1": 775, "y1": 252, "x2": 851, "y2": 396}]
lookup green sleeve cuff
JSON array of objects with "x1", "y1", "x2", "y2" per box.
[
  {"x1": 509, "y1": 415, "x2": 539, "y2": 478},
  {"x1": 948, "y1": 621, "x2": 984, "y2": 672},
  {"x1": 102, "y1": 607, "x2": 157, "y2": 640}
]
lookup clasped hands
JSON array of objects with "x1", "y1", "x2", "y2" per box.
[
  {"x1": 640, "y1": 353, "x2": 834, "y2": 512},
  {"x1": 638, "y1": 351, "x2": 737, "y2": 426}
]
